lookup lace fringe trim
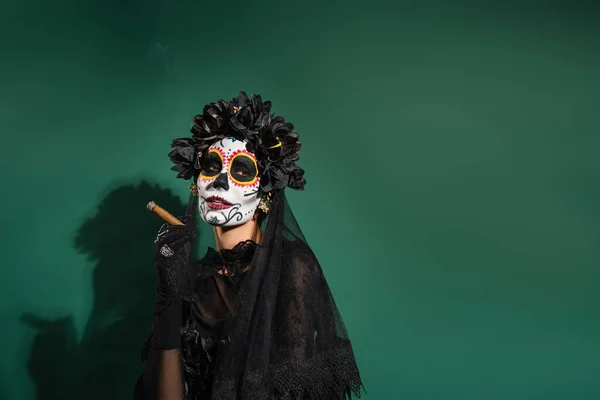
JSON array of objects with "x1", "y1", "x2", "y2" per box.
[{"x1": 211, "y1": 340, "x2": 363, "y2": 400}]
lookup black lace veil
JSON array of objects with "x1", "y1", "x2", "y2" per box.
[{"x1": 181, "y1": 187, "x2": 362, "y2": 399}]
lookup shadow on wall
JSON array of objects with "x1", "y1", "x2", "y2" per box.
[{"x1": 20, "y1": 181, "x2": 188, "y2": 400}]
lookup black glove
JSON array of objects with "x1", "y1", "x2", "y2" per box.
[{"x1": 151, "y1": 215, "x2": 195, "y2": 350}]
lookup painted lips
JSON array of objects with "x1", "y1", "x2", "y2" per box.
[{"x1": 205, "y1": 196, "x2": 232, "y2": 210}]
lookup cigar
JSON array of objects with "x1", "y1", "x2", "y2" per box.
[{"x1": 146, "y1": 201, "x2": 184, "y2": 226}]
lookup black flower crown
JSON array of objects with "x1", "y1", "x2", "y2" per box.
[{"x1": 168, "y1": 91, "x2": 306, "y2": 193}]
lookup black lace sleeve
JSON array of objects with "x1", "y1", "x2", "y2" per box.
[{"x1": 268, "y1": 241, "x2": 362, "y2": 399}]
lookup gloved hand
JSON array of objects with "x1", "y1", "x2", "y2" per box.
[{"x1": 151, "y1": 215, "x2": 195, "y2": 350}]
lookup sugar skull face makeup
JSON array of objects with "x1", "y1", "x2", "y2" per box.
[{"x1": 197, "y1": 137, "x2": 261, "y2": 226}]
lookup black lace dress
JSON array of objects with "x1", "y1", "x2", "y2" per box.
[
  {"x1": 179, "y1": 240, "x2": 257, "y2": 398},
  {"x1": 134, "y1": 240, "x2": 257, "y2": 399},
  {"x1": 136, "y1": 237, "x2": 362, "y2": 399}
]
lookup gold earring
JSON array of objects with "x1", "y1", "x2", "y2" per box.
[
  {"x1": 258, "y1": 192, "x2": 272, "y2": 213},
  {"x1": 189, "y1": 181, "x2": 198, "y2": 196}
]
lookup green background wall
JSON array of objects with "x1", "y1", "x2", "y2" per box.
[{"x1": 1, "y1": 0, "x2": 599, "y2": 399}]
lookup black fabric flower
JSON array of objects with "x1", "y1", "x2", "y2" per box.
[
  {"x1": 168, "y1": 91, "x2": 306, "y2": 192},
  {"x1": 190, "y1": 99, "x2": 237, "y2": 152},
  {"x1": 230, "y1": 93, "x2": 272, "y2": 137},
  {"x1": 168, "y1": 138, "x2": 200, "y2": 180},
  {"x1": 245, "y1": 114, "x2": 306, "y2": 192},
  {"x1": 288, "y1": 165, "x2": 306, "y2": 190}
]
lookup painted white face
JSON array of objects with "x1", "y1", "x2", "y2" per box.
[{"x1": 196, "y1": 137, "x2": 261, "y2": 226}]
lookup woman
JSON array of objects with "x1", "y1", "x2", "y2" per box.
[{"x1": 135, "y1": 92, "x2": 363, "y2": 399}]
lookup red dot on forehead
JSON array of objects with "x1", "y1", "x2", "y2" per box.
[
  {"x1": 210, "y1": 140, "x2": 256, "y2": 165},
  {"x1": 229, "y1": 149, "x2": 257, "y2": 162},
  {"x1": 208, "y1": 146, "x2": 225, "y2": 160}
]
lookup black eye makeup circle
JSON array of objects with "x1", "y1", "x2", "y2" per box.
[
  {"x1": 229, "y1": 154, "x2": 258, "y2": 185},
  {"x1": 200, "y1": 150, "x2": 223, "y2": 178}
]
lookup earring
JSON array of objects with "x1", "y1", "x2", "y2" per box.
[
  {"x1": 189, "y1": 181, "x2": 198, "y2": 196},
  {"x1": 258, "y1": 192, "x2": 272, "y2": 213}
]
